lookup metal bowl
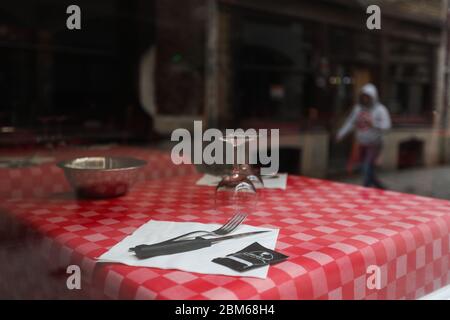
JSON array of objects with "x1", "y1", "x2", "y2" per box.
[{"x1": 58, "y1": 157, "x2": 147, "y2": 198}]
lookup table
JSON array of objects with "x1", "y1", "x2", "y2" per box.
[
  {"x1": 1, "y1": 174, "x2": 449, "y2": 299},
  {"x1": 0, "y1": 145, "x2": 195, "y2": 199}
]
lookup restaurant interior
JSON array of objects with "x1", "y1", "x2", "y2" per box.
[{"x1": 0, "y1": 0, "x2": 449, "y2": 301}]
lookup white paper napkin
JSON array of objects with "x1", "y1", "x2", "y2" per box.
[
  {"x1": 0, "y1": 156, "x2": 55, "y2": 168},
  {"x1": 196, "y1": 174, "x2": 288, "y2": 190},
  {"x1": 97, "y1": 220, "x2": 279, "y2": 279}
]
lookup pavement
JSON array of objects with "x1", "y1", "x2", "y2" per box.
[{"x1": 337, "y1": 165, "x2": 450, "y2": 201}]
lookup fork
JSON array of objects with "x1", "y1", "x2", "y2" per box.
[{"x1": 161, "y1": 213, "x2": 247, "y2": 243}]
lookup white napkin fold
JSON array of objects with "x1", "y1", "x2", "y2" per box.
[
  {"x1": 97, "y1": 220, "x2": 279, "y2": 279},
  {"x1": 196, "y1": 174, "x2": 288, "y2": 190}
]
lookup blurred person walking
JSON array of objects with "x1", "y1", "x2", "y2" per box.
[{"x1": 336, "y1": 83, "x2": 392, "y2": 189}]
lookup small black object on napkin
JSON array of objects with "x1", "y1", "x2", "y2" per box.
[{"x1": 212, "y1": 242, "x2": 288, "y2": 272}]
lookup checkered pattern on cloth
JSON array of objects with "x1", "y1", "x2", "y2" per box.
[
  {"x1": 2, "y1": 175, "x2": 449, "y2": 299},
  {"x1": 0, "y1": 146, "x2": 196, "y2": 199}
]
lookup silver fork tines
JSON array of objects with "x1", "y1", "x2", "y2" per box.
[
  {"x1": 215, "y1": 213, "x2": 246, "y2": 235},
  {"x1": 163, "y1": 213, "x2": 247, "y2": 242}
]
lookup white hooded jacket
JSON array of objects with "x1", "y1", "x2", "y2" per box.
[{"x1": 337, "y1": 83, "x2": 391, "y2": 146}]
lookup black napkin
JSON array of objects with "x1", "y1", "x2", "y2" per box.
[{"x1": 212, "y1": 242, "x2": 288, "y2": 272}]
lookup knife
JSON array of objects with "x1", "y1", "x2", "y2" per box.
[{"x1": 129, "y1": 231, "x2": 269, "y2": 259}]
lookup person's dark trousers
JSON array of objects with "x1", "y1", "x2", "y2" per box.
[{"x1": 359, "y1": 144, "x2": 385, "y2": 189}]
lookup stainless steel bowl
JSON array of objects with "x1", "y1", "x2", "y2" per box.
[{"x1": 58, "y1": 157, "x2": 147, "y2": 198}]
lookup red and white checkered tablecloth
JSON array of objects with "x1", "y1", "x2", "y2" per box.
[
  {"x1": 0, "y1": 146, "x2": 195, "y2": 199},
  {"x1": 1, "y1": 174, "x2": 449, "y2": 300}
]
